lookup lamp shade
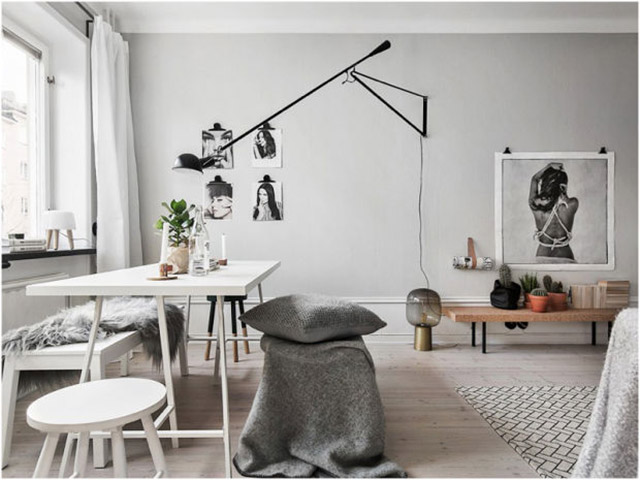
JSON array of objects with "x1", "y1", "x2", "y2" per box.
[
  {"x1": 42, "y1": 210, "x2": 76, "y2": 230},
  {"x1": 406, "y1": 288, "x2": 442, "y2": 327},
  {"x1": 173, "y1": 153, "x2": 203, "y2": 174}
]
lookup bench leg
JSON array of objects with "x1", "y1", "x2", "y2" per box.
[
  {"x1": 592, "y1": 322, "x2": 597, "y2": 346},
  {"x1": 482, "y1": 322, "x2": 487, "y2": 354},
  {"x1": 608, "y1": 321, "x2": 612, "y2": 340},
  {"x1": 90, "y1": 361, "x2": 109, "y2": 469},
  {"x1": 471, "y1": 322, "x2": 476, "y2": 347},
  {"x1": 73, "y1": 432, "x2": 90, "y2": 478},
  {"x1": 33, "y1": 433, "x2": 60, "y2": 478},
  {"x1": 2, "y1": 357, "x2": 19, "y2": 468},
  {"x1": 111, "y1": 427, "x2": 128, "y2": 478}
]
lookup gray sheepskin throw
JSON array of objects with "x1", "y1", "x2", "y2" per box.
[
  {"x1": 572, "y1": 308, "x2": 638, "y2": 478},
  {"x1": 234, "y1": 334, "x2": 407, "y2": 478},
  {"x1": 2, "y1": 297, "x2": 184, "y2": 395}
]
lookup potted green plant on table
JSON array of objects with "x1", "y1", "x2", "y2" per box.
[
  {"x1": 155, "y1": 199, "x2": 195, "y2": 274},
  {"x1": 490, "y1": 264, "x2": 521, "y2": 310},
  {"x1": 543, "y1": 275, "x2": 568, "y2": 311},
  {"x1": 519, "y1": 273, "x2": 540, "y2": 309},
  {"x1": 530, "y1": 288, "x2": 549, "y2": 313}
]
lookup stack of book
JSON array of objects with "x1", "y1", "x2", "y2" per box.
[
  {"x1": 598, "y1": 280, "x2": 631, "y2": 309},
  {"x1": 7, "y1": 238, "x2": 47, "y2": 253},
  {"x1": 570, "y1": 285, "x2": 604, "y2": 309}
]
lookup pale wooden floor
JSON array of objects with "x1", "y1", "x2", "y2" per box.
[{"x1": 2, "y1": 341, "x2": 606, "y2": 478}]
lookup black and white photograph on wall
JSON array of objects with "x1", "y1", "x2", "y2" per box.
[
  {"x1": 252, "y1": 179, "x2": 283, "y2": 221},
  {"x1": 205, "y1": 177, "x2": 233, "y2": 220},
  {"x1": 495, "y1": 151, "x2": 614, "y2": 270},
  {"x1": 202, "y1": 126, "x2": 233, "y2": 169},
  {"x1": 251, "y1": 127, "x2": 282, "y2": 168}
]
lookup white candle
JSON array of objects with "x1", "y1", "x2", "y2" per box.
[
  {"x1": 221, "y1": 233, "x2": 227, "y2": 259},
  {"x1": 160, "y1": 223, "x2": 169, "y2": 263}
]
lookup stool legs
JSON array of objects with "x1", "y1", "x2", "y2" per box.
[
  {"x1": 239, "y1": 301, "x2": 250, "y2": 355},
  {"x1": 230, "y1": 301, "x2": 239, "y2": 363},
  {"x1": 33, "y1": 433, "x2": 60, "y2": 478},
  {"x1": 111, "y1": 427, "x2": 127, "y2": 478},
  {"x1": 73, "y1": 432, "x2": 90, "y2": 477},
  {"x1": 141, "y1": 415, "x2": 169, "y2": 477}
]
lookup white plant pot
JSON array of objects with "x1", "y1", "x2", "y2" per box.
[{"x1": 167, "y1": 246, "x2": 189, "y2": 274}]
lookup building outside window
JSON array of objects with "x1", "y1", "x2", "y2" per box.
[{"x1": 2, "y1": 28, "x2": 45, "y2": 238}]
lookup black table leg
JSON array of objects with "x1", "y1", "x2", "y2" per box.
[
  {"x1": 482, "y1": 322, "x2": 487, "y2": 354},
  {"x1": 608, "y1": 321, "x2": 612, "y2": 340},
  {"x1": 471, "y1": 322, "x2": 476, "y2": 347},
  {"x1": 592, "y1": 322, "x2": 596, "y2": 346}
]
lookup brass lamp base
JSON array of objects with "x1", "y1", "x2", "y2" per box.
[{"x1": 414, "y1": 325, "x2": 433, "y2": 351}]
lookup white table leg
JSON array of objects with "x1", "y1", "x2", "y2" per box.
[
  {"x1": 79, "y1": 297, "x2": 104, "y2": 383},
  {"x1": 33, "y1": 433, "x2": 60, "y2": 478},
  {"x1": 156, "y1": 296, "x2": 179, "y2": 448},
  {"x1": 216, "y1": 296, "x2": 232, "y2": 477},
  {"x1": 2, "y1": 356, "x2": 19, "y2": 468},
  {"x1": 73, "y1": 432, "x2": 90, "y2": 478},
  {"x1": 111, "y1": 427, "x2": 127, "y2": 478},
  {"x1": 58, "y1": 436, "x2": 74, "y2": 478},
  {"x1": 258, "y1": 283, "x2": 264, "y2": 304},
  {"x1": 90, "y1": 359, "x2": 109, "y2": 468},
  {"x1": 141, "y1": 414, "x2": 169, "y2": 477},
  {"x1": 178, "y1": 296, "x2": 191, "y2": 377}
]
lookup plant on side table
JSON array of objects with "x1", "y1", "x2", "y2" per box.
[
  {"x1": 530, "y1": 288, "x2": 549, "y2": 313},
  {"x1": 543, "y1": 275, "x2": 568, "y2": 311},
  {"x1": 490, "y1": 264, "x2": 522, "y2": 310},
  {"x1": 519, "y1": 273, "x2": 540, "y2": 309},
  {"x1": 155, "y1": 199, "x2": 195, "y2": 274}
]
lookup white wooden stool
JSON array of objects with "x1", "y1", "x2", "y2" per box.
[
  {"x1": 2, "y1": 331, "x2": 141, "y2": 469},
  {"x1": 27, "y1": 378, "x2": 169, "y2": 478}
]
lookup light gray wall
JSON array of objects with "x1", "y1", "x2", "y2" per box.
[{"x1": 127, "y1": 33, "x2": 637, "y2": 337}]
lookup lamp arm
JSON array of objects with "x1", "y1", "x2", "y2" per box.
[{"x1": 219, "y1": 40, "x2": 391, "y2": 152}]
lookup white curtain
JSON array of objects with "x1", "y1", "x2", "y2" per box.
[{"x1": 91, "y1": 15, "x2": 143, "y2": 272}]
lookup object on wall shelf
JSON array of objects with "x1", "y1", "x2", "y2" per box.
[
  {"x1": 202, "y1": 123, "x2": 233, "y2": 169},
  {"x1": 253, "y1": 176, "x2": 283, "y2": 222},
  {"x1": 42, "y1": 211, "x2": 76, "y2": 250},
  {"x1": 205, "y1": 175, "x2": 233, "y2": 221},
  {"x1": 452, "y1": 237, "x2": 494, "y2": 270},
  {"x1": 406, "y1": 289, "x2": 442, "y2": 351},
  {"x1": 172, "y1": 40, "x2": 430, "y2": 174}
]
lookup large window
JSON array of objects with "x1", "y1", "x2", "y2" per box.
[{"x1": 2, "y1": 28, "x2": 45, "y2": 238}]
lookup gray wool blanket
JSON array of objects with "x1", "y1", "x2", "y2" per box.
[
  {"x1": 2, "y1": 297, "x2": 184, "y2": 395},
  {"x1": 233, "y1": 334, "x2": 407, "y2": 478},
  {"x1": 572, "y1": 308, "x2": 638, "y2": 478}
]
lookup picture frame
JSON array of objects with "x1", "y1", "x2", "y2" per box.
[
  {"x1": 495, "y1": 151, "x2": 614, "y2": 271},
  {"x1": 251, "y1": 128, "x2": 282, "y2": 168},
  {"x1": 202, "y1": 128, "x2": 233, "y2": 169},
  {"x1": 251, "y1": 180, "x2": 283, "y2": 221}
]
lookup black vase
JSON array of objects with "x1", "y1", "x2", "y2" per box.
[{"x1": 490, "y1": 280, "x2": 521, "y2": 310}]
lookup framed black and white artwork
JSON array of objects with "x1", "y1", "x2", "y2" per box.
[
  {"x1": 251, "y1": 128, "x2": 282, "y2": 168},
  {"x1": 205, "y1": 178, "x2": 233, "y2": 221},
  {"x1": 495, "y1": 151, "x2": 614, "y2": 270},
  {"x1": 202, "y1": 127, "x2": 233, "y2": 169},
  {"x1": 252, "y1": 181, "x2": 283, "y2": 221}
]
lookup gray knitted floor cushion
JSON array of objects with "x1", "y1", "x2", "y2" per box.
[
  {"x1": 233, "y1": 334, "x2": 407, "y2": 478},
  {"x1": 2, "y1": 297, "x2": 184, "y2": 395}
]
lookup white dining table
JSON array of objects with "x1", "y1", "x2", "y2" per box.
[{"x1": 26, "y1": 260, "x2": 281, "y2": 477}]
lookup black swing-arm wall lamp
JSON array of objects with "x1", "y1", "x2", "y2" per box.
[{"x1": 173, "y1": 39, "x2": 428, "y2": 173}]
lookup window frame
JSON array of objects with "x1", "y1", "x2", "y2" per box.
[{"x1": 2, "y1": 18, "x2": 50, "y2": 238}]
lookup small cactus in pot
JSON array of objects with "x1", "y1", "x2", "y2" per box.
[
  {"x1": 490, "y1": 264, "x2": 521, "y2": 310},
  {"x1": 548, "y1": 279, "x2": 568, "y2": 311},
  {"x1": 530, "y1": 288, "x2": 549, "y2": 312},
  {"x1": 519, "y1": 273, "x2": 539, "y2": 309}
]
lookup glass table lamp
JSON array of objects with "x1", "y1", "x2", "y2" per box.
[{"x1": 406, "y1": 288, "x2": 442, "y2": 351}]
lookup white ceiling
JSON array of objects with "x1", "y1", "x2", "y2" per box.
[{"x1": 85, "y1": 1, "x2": 638, "y2": 34}]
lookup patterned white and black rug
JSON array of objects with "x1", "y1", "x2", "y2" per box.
[{"x1": 456, "y1": 385, "x2": 597, "y2": 478}]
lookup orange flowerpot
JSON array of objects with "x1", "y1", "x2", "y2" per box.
[
  {"x1": 524, "y1": 293, "x2": 533, "y2": 309},
  {"x1": 548, "y1": 292, "x2": 568, "y2": 311},
  {"x1": 530, "y1": 295, "x2": 549, "y2": 313}
]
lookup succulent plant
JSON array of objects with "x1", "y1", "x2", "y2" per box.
[
  {"x1": 499, "y1": 264, "x2": 512, "y2": 287},
  {"x1": 531, "y1": 288, "x2": 548, "y2": 297},
  {"x1": 543, "y1": 275, "x2": 553, "y2": 292},
  {"x1": 519, "y1": 273, "x2": 539, "y2": 293},
  {"x1": 154, "y1": 199, "x2": 195, "y2": 247}
]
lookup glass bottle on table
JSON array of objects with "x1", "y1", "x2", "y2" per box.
[{"x1": 189, "y1": 206, "x2": 210, "y2": 276}]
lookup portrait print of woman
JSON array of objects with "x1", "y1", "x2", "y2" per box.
[
  {"x1": 205, "y1": 179, "x2": 233, "y2": 221},
  {"x1": 496, "y1": 152, "x2": 612, "y2": 270},
  {"x1": 202, "y1": 128, "x2": 233, "y2": 169},
  {"x1": 252, "y1": 182, "x2": 283, "y2": 221},
  {"x1": 251, "y1": 128, "x2": 282, "y2": 168},
  {"x1": 529, "y1": 163, "x2": 579, "y2": 263}
]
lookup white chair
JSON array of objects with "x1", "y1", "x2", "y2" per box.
[
  {"x1": 2, "y1": 331, "x2": 141, "y2": 469},
  {"x1": 27, "y1": 377, "x2": 169, "y2": 478}
]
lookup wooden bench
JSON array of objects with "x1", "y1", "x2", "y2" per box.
[{"x1": 443, "y1": 307, "x2": 620, "y2": 353}]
